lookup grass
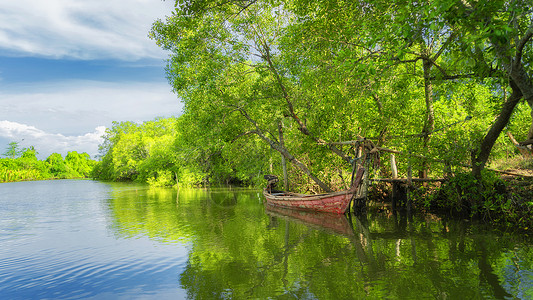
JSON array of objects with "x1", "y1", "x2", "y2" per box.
[{"x1": 489, "y1": 155, "x2": 533, "y2": 175}]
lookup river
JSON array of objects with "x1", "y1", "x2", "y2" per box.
[{"x1": 0, "y1": 179, "x2": 532, "y2": 299}]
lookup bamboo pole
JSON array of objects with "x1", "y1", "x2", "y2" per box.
[
  {"x1": 405, "y1": 155, "x2": 413, "y2": 212},
  {"x1": 391, "y1": 153, "x2": 398, "y2": 209}
]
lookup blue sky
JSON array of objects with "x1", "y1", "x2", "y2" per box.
[{"x1": 0, "y1": 0, "x2": 181, "y2": 159}]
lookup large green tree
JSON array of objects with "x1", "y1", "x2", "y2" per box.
[
  {"x1": 151, "y1": 0, "x2": 377, "y2": 191},
  {"x1": 151, "y1": 0, "x2": 532, "y2": 190},
  {"x1": 93, "y1": 118, "x2": 209, "y2": 186},
  {"x1": 285, "y1": 0, "x2": 533, "y2": 177},
  {"x1": 435, "y1": 0, "x2": 533, "y2": 176}
]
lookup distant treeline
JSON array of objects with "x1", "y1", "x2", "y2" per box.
[
  {"x1": 1, "y1": 143, "x2": 96, "y2": 182},
  {"x1": 92, "y1": 118, "x2": 209, "y2": 187}
]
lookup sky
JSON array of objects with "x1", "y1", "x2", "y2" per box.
[{"x1": 0, "y1": 0, "x2": 181, "y2": 159}]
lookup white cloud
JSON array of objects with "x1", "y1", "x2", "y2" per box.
[
  {"x1": 0, "y1": 80, "x2": 182, "y2": 135},
  {"x1": 0, "y1": 121, "x2": 106, "y2": 159},
  {"x1": 0, "y1": 0, "x2": 182, "y2": 159},
  {"x1": 0, "y1": 0, "x2": 175, "y2": 60}
]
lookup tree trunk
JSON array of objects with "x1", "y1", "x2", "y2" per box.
[
  {"x1": 490, "y1": 23, "x2": 533, "y2": 139},
  {"x1": 278, "y1": 121, "x2": 289, "y2": 191},
  {"x1": 509, "y1": 65, "x2": 533, "y2": 140},
  {"x1": 472, "y1": 84, "x2": 522, "y2": 178},
  {"x1": 259, "y1": 130, "x2": 333, "y2": 192},
  {"x1": 419, "y1": 58, "x2": 435, "y2": 179}
]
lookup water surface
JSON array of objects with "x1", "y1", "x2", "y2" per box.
[{"x1": 1, "y1": 180, "x2": 532, "y2": 299}]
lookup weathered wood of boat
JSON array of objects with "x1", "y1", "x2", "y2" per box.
[{"x1": 263, "y1": 167, "x2": 365, "y2": 214}]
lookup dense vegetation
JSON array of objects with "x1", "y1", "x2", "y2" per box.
[
  {"x1": 1, "y1": 142, "x2": 96, "y2": 182},
  {"x1": 100, "y1": 0, "x2": 533, "y2": 185},
  {"x1": 91, "y1": 118, "x2": 205, "y2": 187},
  {"x1": 93, "y1": 0, "x2": 533, "y2": 225}
]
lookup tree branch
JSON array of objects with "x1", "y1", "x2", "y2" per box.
[
  {"x1": 230, "y1": 130, "x2": 258, "y2": 143},
  {"x1": 514, "y1": 22, "x2": 533, "y2": 68},
  {"x1": 432, "y1": 32, "x2": 455, "y2": 61},
  {"x1": 237, "y1": 107, "x2": 333, "y2": 192}
]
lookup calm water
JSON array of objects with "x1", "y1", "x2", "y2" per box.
[{"x1": 1, "y1": 180, "x2": 532, "y2": 299}]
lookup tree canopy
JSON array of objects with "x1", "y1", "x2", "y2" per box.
[{"x1": 144, "y1": 0, "x2": 532, "y2": 191}]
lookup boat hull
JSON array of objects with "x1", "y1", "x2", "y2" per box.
[
  {"x1": 263, "y1": 167, "x2": 365, "y2": 214},
  {"x1": 263, "y1": 189, "x2": 355, "y2": 214}
]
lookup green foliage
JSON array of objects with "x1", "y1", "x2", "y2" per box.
[
  {"x1": 146, "y1": 170, "x2": 175, "y2": 187},
  {"x1": 65, "y1": 151, "x2": 96, "y2": 178},
  {"x1": 93, "y1": 118, "x2": 216, "y2": 187},
  {"x1": 430, "y1": 170, "x2": 507, "y2": 216},
  {"x1": 147, "y1": 0, "x2": 533, "y2": 192},
  {"x1": 0, "y1": 145, "x2": 96, "y2": 182},
  {"x1": 100, "y1": 0, "x2": 533, "y2": 200},
  {"x1": 46, "y1": 153, "x2": 69, "y2": 178},
  {"x1": 3, "y1": 141, "x2": 23, "y2": 159}
]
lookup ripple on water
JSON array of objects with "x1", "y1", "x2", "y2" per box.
[{"x1": 0, "y1": 244, "x2": 189, "y2": 299}]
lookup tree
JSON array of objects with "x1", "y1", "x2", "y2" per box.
[
  {"x1": 435, "y1": 0, "x2": 533, "y2": 177},
  {"x1": 148, "y1": 0, "x2": 533, "y2": 193},
  {"x1": 93, "y1": 118, "x2": 193, "y2": 186},
  {"x1": 274, "y1": 0, "x2": 533, "y2": 178},
  {"x1": 4, "y1": 141, "x2": 23, "y2": 159},
  {"x1": 46, "y1": 153, "x2": 68, "y2": 178},
  {"x1": 150, "y1": 0, "x2": 368, "y2": 192},
  {"x1": 65, "y1": 151, "x2": 94, "y2": 178}
]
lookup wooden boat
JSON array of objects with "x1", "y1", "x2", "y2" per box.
[{"x1": 263, "y1": 168, "x2": 365, "y2": 214}]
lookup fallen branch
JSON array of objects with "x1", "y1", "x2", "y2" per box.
[{"x1": 507, "y1": 132, "x2": 533, "y2": 157}]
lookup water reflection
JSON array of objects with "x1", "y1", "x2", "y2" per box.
[
  {"x1": 265, "y1": 205, "x2": 355, "y2": 237},
  {"x1": 103, "y1": 186, "x2": 533, "y2": 299},
  {"x1": 192, "y1": 192, "x2": 533, "y2": 299},
  {"x1": 5, "y1": 181, "x2": 527, "y2": 299}
]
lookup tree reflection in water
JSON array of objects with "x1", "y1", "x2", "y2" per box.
[{"x1": 107, "y1": 186, "x2": 533, "y2": 299}]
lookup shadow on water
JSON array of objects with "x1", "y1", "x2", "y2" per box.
[{"x1": 265, "y1": 203, "x2": 529, "y2": 299}]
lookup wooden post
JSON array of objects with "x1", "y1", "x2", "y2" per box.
[
  {"x1": 358, "y1": 157, "x2": 371, "y2": 201},
  {"x1": 391, "y1": 154, "x2": 398, "y2": 179},
  {"x1": 353, "y1": 145, "x2": 370, "y2": 213},
  {"x1": 406, "y1": 157, "x2": 412, "y2": 212},
  {"x1": 391, "y1": 154, "x2": 397, "y2": 207}
]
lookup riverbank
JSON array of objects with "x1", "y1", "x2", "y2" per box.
[
  {"x1": 369, "y1": 158, "x2": 533, "y2": 233},
  {"x1": 1, "y1": 177, "x2": 93, "y2": 183}
]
